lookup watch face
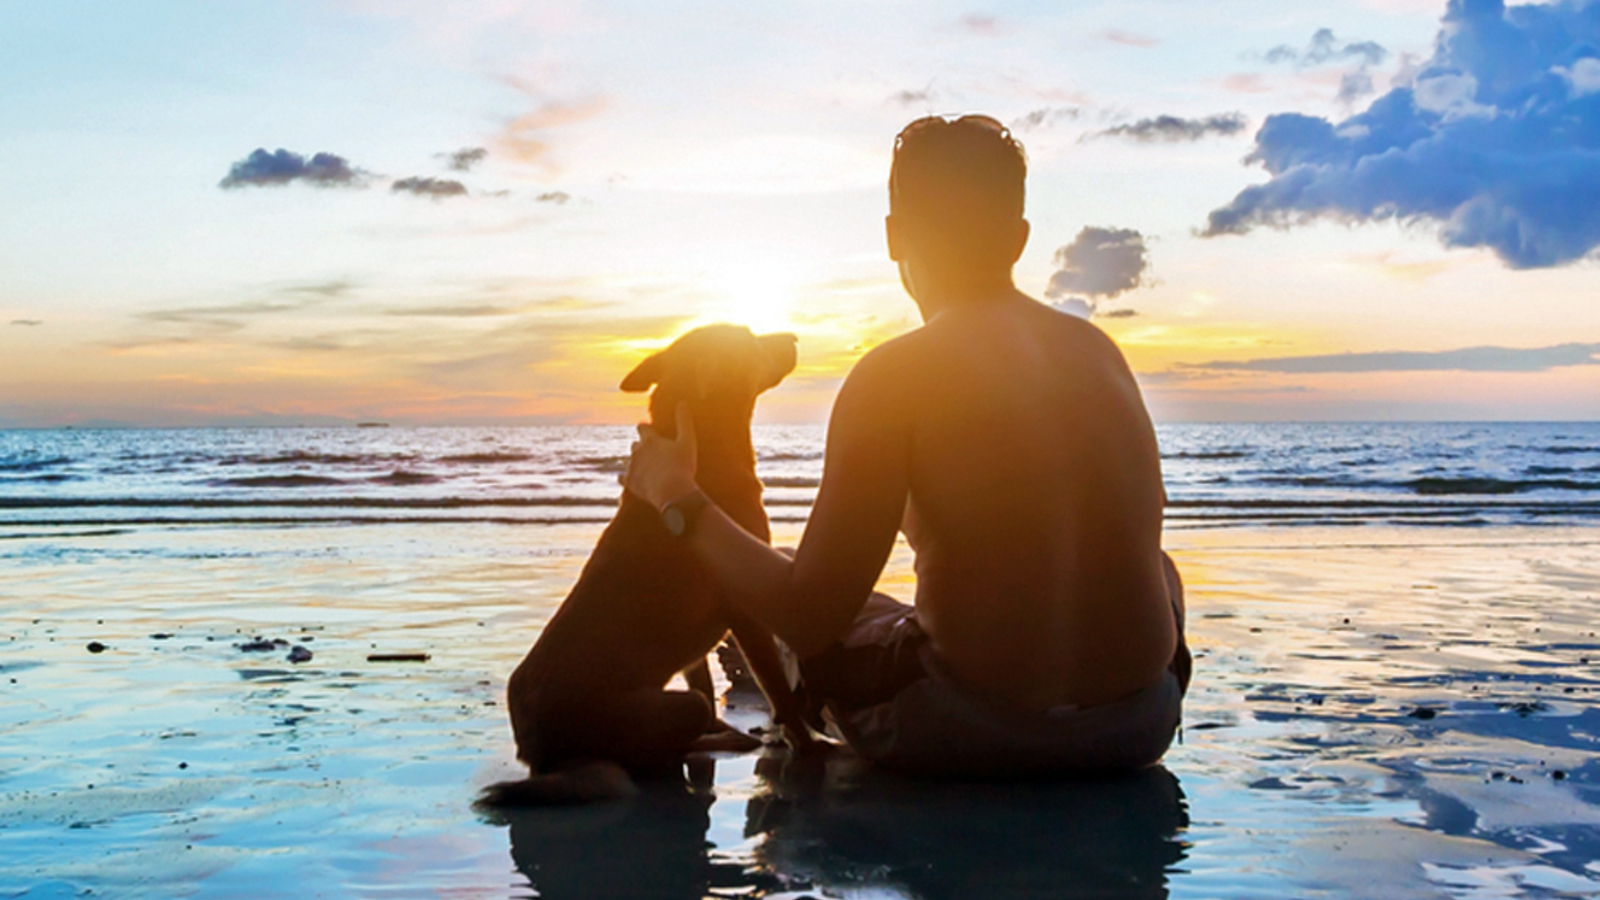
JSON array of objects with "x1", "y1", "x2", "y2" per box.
[{"x1": 663, "y1": 506, "x2": 687, "y2": 537}]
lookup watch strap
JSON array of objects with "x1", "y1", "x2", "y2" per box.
[{"x1": 661, "y1": 489, "x2": 710, "y2": 538}]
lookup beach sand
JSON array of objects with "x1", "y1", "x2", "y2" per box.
[{"x1": 3, "y1": 521, "x2": 1599, "y2": 898}]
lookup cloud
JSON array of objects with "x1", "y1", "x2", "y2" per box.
[
  {"x1": 1089, "y1": 113, "x2": 1248, "y2": 143},
  {"x1": 1204, "y1": 0, "x2": 1600, "y2": 269},
  {"x1": 1183, "y1": 342, "x2": 1600, "y2": 374},
  {"x1": 1222, "y1": 73, "x2": 1273, "y2": 94},
  {"x1": 1264, "y1": 28, "x2": 1389, "y2": 68},
  {"x1": 1263, "y1": 28, "x2": 1391, "y2": 105},
  {"x1": 1103, "y1": 29, "x2": 1158, "y2": 48},
  {"x1": 1012, "y1": 107, "x2": 1083, "y2": 131},
  {"x1": 9, "y1": 319, "x2": 42, "y2": 326},
  {"x1": 959, "y1": 14, "x2": 999, "y2": 34},
  {"x1": 219, "y1": 148, "x2": 365, "y2": 189},
  {"x1": 442, "y1": 147, "x2": 488, "y2": 171},
  {"x1": 391, "y1": 176, "x2": 468, "y2": 198},
  {"x1": 889, "y1": 86, "x2": 934, "y2": 106},
  {"x1": 1045, "y1": 226, "x2": 1150, "y2": 319},
  {"x1": 494, "y1": 79, "x2": 608, "y2": 171},
  {"x1": 384, "y1": 305, "x2": 518, "y2": 317}
]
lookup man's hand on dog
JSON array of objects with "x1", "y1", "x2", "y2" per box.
[{"x1": 623, "y1": 400, "x2": 700, "y2": 510}]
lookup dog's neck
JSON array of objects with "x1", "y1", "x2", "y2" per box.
[{"x1": 647, "y1": 393, "x2": 769, "y2": 542}]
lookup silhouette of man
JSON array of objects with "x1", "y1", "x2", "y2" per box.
[{"x1": 626, "y1": 114, "x2": 1189, "y2": 776}]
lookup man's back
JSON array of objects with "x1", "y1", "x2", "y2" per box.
[{"x1": 872, "y1": 290, "x2": 1175, "y2": 710}]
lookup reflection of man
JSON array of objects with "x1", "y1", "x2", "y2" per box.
[{"x1": 626, "y1": 114, "x2": 1189, "y2": 776}]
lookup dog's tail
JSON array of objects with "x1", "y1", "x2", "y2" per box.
[{"x1": 476, "y1": 761, "x2": 638, "y2": 807}]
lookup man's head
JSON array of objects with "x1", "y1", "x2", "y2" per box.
[{"x1": 887, "y1": 115, "x2": 1029, "y2": 301}]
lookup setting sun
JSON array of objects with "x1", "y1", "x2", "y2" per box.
[{"x1": 696, "y1": 255, "x2": 803, "y2": 335}]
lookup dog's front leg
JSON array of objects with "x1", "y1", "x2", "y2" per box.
[
  {"x1": 727, "y1": 615, "x2": 818, "y2": 751},
  {"x1": 684, "y1": 656, "x2": 716, "y2": 702}
]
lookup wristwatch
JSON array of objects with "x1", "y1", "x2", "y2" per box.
[{"x1": 661, "y1": 490, "x2": 710, "y2": 538}]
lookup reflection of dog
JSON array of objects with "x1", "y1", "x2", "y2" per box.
[{"x1": 482, "y1": 325, "x2": 807, "y2": 805}]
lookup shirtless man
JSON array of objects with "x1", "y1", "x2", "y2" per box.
[{"x1": 625, "y1": 114, "x2": 1188, "y2": 776}]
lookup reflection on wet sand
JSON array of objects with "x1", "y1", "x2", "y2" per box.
[
  {"x1": 498, "y1": 750, "x2": 1188, "y2": 900},
  {"x1": 750, "y1": 751, "x2": 1188, "y2": 899}
]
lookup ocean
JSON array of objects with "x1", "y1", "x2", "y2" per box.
[
  {"x1": 4, "y1": 422, "x2": 1600, "y2": 898},
  {"x1": 5, "y1": 421, "x2": 1600, "y2": 536}
]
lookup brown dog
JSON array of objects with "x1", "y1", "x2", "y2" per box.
[{"x1": 482, "y1": 325, "x2": 808, "y2": 805}]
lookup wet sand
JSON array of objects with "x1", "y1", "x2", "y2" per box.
[{"x1": 3, "y1": 522, "x2": 1599, "y2": 898}]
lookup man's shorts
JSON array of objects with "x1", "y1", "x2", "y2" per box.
[{"x1": 789, "y1": 593, "x2": 1190, "y2": 778}]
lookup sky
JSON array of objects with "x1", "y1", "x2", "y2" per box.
[{"x1": 2, "y1": 0, "x2": 1599, "y2": 426}]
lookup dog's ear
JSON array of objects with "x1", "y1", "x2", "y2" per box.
[
  {"x1": 755, "y1": 333, "x2": 798, "y2": 391},
  {"x1": 620, "y1": 350, "x2": 666, "y2": 393}
]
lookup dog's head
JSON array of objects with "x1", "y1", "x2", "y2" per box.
[{"x1": 621, "y1": 325, "x2": 797, "y2": 434}]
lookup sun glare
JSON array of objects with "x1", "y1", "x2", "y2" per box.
[{"x1": 697, "y1": 257, "x2": 801, "y2": 335}]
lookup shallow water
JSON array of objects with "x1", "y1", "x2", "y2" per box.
[{"x1": 4, "y1": 520, "x2": 1600, "y2": 898}]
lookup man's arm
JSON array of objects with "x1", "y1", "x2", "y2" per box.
[{"x1": 628, "y1": 348, "x2": 912, "y2": 656}]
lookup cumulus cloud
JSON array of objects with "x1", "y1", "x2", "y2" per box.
[
  {"x1": 1184, "y1": 342, "x2": 1600, "y2": 374},
  {"x1": 391, "y1": 176, "x2": 468, "y2": 198},
  {"x1": 1089, "y1": 113, "x2": 1248, "y2": 143},
  {"x1": 219, "y1": 148, "x2": 365, "y2": 189},
  {"x1": 1045, "y1": 226, "x2": 1150, "y2": 319},
  {"x1": 1205, "y1": 0, "x2": 1600, "y2": 269},
  {"x1": 442, "y1": 147, "x2": 488, "y2": 171}
]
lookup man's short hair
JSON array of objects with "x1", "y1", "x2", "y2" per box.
[{"x1": 889, "y1": 115, "x2": 1027, "y2": 272}]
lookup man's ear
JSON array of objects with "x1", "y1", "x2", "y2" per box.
[
  {"x1": 885, "y1": 214, "x2": 904, "y2": 262},
  {"x1": 1008, "y1": 218, "x2": 1031, "y2": 264},
  {"x1": 756, "y1": 332, "x2": 798, "y2": 391},
  {"x1": 620, "y1": 351, "x2": 665, "y2": 392}
]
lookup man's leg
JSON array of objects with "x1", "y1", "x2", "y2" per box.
[
  {"x1": 1163, "y1": 552, "x2": 1192, "y2": 695},
  {"x1": 789, "y1": 592, "x2": 929, "y2": 726}
]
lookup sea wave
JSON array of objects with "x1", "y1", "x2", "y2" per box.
[{"x1": 1406, "y1": 477, "x2": 1600, "y2": 495}]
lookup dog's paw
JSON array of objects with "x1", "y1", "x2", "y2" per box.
[{"x1": 688, "y1": 729, "x2": 763, "y2": 754}]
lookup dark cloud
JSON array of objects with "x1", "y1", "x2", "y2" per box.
[
  {"x1": 1045, "y1": 226, "x2": 1150, "y2": 319},
  {"x1": 890, "y1": 87, "x2": 934, "y2": 106},
  {"x1": 9, "y1": 319, "x2": 42, "y2": 326},
  {"x1": 442, "y1": 147, "x2": 488, "y2": 171},
  {"x1": 1089, "y1": 113, "x2": 1248, "y2": 143},
  {"x1": 535, "y1": 191, "x2": 571, "y2": 204},
  {"x1": 219, "y1": 148, "x2": 364, "y2": 189},
  {"x1": 391, "y1": 176, "x2": 468, "y2": 198},
  {"x1": 1205, "y1": 0, "x2": 1600, "y2": 269},
  {"x1": 1184, "y1": 342, "x2": 1600, "y2": 374},
  {"x1": 1337, "y1": 70, "x2": 1376, "y2": 105},
  {"x1": 1264, "y1": 28, "x2": 1389, "y2": 68}
]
